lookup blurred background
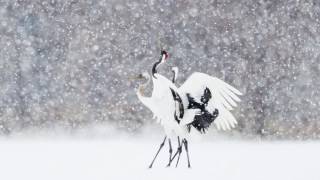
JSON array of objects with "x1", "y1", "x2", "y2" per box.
[{"x1": 0, "y1": 0, "x2": 319, "y2": 139}]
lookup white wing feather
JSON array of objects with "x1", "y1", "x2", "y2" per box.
[{"x1": 178, "y1": 72, "x2": 242, "y2": 131}]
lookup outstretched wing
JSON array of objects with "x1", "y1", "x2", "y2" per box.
[{"x1": 178, "y1": 72, "x2": 243, "y2": 131}]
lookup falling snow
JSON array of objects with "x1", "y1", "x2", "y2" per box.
[{"x1": 0, "y1": 0, "x2": 319, "y2": 139}]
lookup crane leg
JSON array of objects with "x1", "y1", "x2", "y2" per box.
[
  {"x1": 167, "y1": 136, "x2": 182, "y2": 167},
  {"x1": 149, "y1": 136, "x2": 167, "y2": 168},
  {"x1": 183, "y1": 139, "x2": 191, "y2": 168},
  {"x1": 167, "y1": 139, "x2": 173, "y2": 166},
  {"x1": 175, "y1": 136, "x2": 182, "y2": 167}
]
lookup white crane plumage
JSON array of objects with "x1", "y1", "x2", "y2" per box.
[
  {"x1": 135, "y1": 50, "x2": 242, "y2": 168},
  {"x1": 177, "y1": 72, "x2": 242, "y2": 131}
]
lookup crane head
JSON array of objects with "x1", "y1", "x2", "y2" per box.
[
  {"x1": 172, "y1": 67, "x2": 178, "y2": 75},
  {"x1": 128, "y1": 72, "x2": 149, "y2": 81},
  {"x1": 139, "y1": 72, "x2": 150, "y2": 79},
  {"x1": 133, "y1": 72, "x2": 150, "y2": 81},
  {"x1": 160, "y1": 50, "x2": 169, "y2": 63}
]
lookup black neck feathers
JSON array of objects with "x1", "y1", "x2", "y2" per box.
[
  {"x1": 152, "y1": 57, "x2": 162, "y2": 78},
  {"x1": 172, "y1": 71, "x2": 176, "y2": 83}
]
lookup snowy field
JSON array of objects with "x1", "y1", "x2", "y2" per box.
[{"x1": 0, "y1": 137, "x2": 319, "y2": 180}]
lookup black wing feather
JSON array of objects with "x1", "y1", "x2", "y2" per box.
[
  {"x1": 186, "y1": 87, "x2": 218, "y2": 133},
  {"x1": 170, "y1": 88, "x2": 184, "y2": 122},
  {"x1": 201, "y1": 87, "x2": 212, "y2": 105}
]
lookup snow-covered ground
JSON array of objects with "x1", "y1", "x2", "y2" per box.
[{"x1": 0, "y1": 137, "x2": 319, "y2": 180}]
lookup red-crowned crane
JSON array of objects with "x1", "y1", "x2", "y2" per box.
[{"x1": 135, "y1": 50, "x2": 242, "y2": 168}]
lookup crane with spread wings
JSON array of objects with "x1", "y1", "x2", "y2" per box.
[{"x1": 135, "y1": 50, "x2": 242, "y2": 168}]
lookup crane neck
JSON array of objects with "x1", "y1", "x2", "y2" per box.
[
  {"x1": 136, "y1": 74, "x2": 154, "y2": 110},
  {"x1": 171, "y1": 67, "x2": 178, "y2": 83},
  {"x1": 137, "y1": 74, "x2": 151, "y2": 96},
  {"x1": 152, "y1": 61, "x2": 159, "y2": 78},
  {"x1": 152, "y1": 55, "x2": 165, "y2": 78},
  {"x1": 172, "y1": 71, "x2": 176, "y2": 83}
]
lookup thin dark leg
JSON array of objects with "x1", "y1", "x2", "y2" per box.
[
  {"x1": 167, "y1": 139, "x2": 173, "y2": 167},
  {"x1": 175, "y1": 136, "x2": 182, "y2": 167},
  {"x1": 167, "y1": 150, "x2": 178, "y2": 166},
  {"x1": 183, "y1": 139, "x2": 191, "y2": 168},
  {"x1": 167, "y1": 136, "x2": 182, "y2": 167},
  {"x1": 149, "y1": 136, "x2": 167, "y2": 168}
]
